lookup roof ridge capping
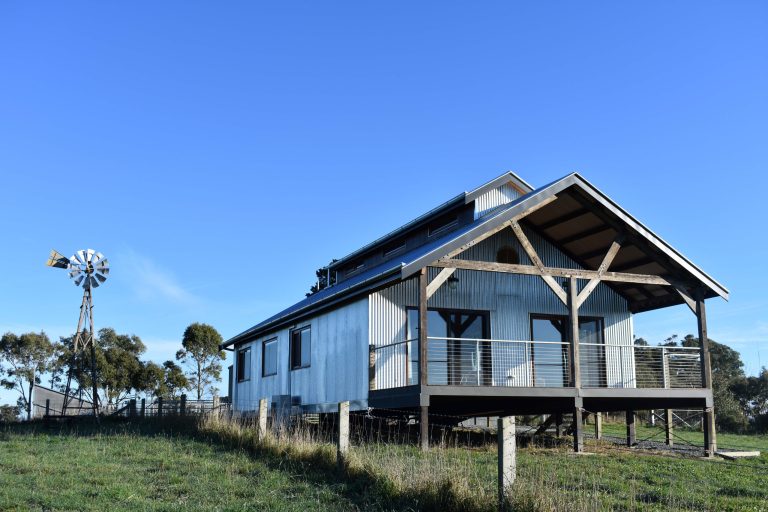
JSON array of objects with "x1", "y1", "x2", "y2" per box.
[{"x1": 464, "y1": 171, "x2": 534, "y2": 204}]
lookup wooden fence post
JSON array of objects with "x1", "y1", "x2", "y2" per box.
[
  {"x1": 337, "y1": 401, "x2": 350, "y2": 469},
  {"x1": 497, "y1": 416, "x2": 516, "y2": 511},
  {"x1": 158, "y1": 397, "x2": 164, "y2": 419},
  {"x1": 129, "y1": 399, "x2": 137, "y2": 418},
  {"x1": 45, "y1": 399, "x2": 50, "y2": 418},
  {"x1": 140, "y1": 398, "x2": 146, "y2": 418},
  {"x1": 258, "y1": 398, "x2": 268, "y2": 439},
  {"x1": 212, "y1": 395, "x2": 220, "y2": 418},
  {"x1": 665, "y1": 409, "x2": 674, "y2": 447},
  {"x1": 180, "y1": 394, "x2": 187, "y2": 416}
]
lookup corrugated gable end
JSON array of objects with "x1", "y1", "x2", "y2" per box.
[{"x1": 473, "y1": 183, "x2": 523, "y2": 220}]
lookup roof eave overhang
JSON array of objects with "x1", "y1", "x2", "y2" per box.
[
  {"x1": 221, "y1": 264, "x2": 404, "y2": 349},
  {"x1": 402, "y1": 173, "x2": 729, "y2": 302}
]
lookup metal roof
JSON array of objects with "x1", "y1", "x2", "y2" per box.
[{"x1": 223, "y1": 171, "x2": 728, "y2": 347}]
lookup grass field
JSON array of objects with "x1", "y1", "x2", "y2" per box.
[{"x1": 0, "y1": 417, "x2": 766, "y2": 511}]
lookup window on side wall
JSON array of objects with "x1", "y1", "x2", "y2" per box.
[
  {"x1": 262, "y1": 338, "x2": 278, "y2": 377},
  {"x1": 290, "y1": 326, "x2": 311, "y2": 370},
  {"x1": 236, "y1": 347, "x2": 251, "y2": 382}
]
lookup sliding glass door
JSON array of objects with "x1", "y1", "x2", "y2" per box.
[{"x1": 407, "y1": 308, "x2": 490, "y2": 386}]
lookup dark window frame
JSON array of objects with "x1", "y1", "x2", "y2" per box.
[
  {"x1": 528, "y1": 313, "x2": 605, "y2": 387},
  {"x1": 236, "y1": 346, "x2": 251, "y2": 382},
  {"x1": 262, "y1": 337, "x2": 278, "y2": 377},
  {"x1": 290, "y1": 325, "x2": 311, "y2": 370},
  {"x1": 406, "y1": 306, "x2": 492, "y2": 386},
  {"x1": 427, "y1": 215, "x2": 459, "y2": 237},
  {"x1": 383, "y1": 241, "x2": 407, "y2": 257}
]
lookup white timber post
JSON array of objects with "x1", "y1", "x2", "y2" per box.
[
  {"x1": 258, "y1": 398, "x2": 268, "y2": 440},
  {"x1": 497, "y1": 416, "x2": 516, "y2": 511},
  {"x1": 337, "y1": 401, "x2": 350, "y2": 469}
]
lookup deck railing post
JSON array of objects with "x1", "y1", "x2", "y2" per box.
[
  {"x1": 661, "y1": 347, "x2": 669, "y2": 389},
  {"x1": 476, "y1": 340, "x2": 481, "y2": 385},
  {"x1": 337, "y1": 401, "x2": 349, "y2": 469},
  {"x1": 497, "y1": 416, "x2": 516, "y2": 511}
]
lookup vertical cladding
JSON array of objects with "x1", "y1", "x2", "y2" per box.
[
  {"x1": 370, "y1": 225, "x2": 635, "y2": 388},
  {"x1": 234, "y1": 298, "x2": 369, "y2": 413},
  {"x1": 474, "y1": 183, "x2": 522, "y2": 219}
]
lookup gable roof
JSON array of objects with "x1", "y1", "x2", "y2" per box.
[{"x1": 223, "y1": 172, "x2": 728, "y2": 348}]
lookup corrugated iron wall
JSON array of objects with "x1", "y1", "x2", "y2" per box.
[
  {"x1": 473, "y1": 183, "x2": 522, "y2": 219},
  {"x1": 234, "y1": 298, "x2": 369, "y2": 413},
  {"x1": 370, "y1": 224, "x2": 636, "y2": 389}
]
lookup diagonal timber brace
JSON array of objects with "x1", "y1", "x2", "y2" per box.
[{"x1": 509, "y1": 220, "x2": 567, "y2": 304}]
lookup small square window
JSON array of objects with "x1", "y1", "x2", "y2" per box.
[
  {"x1": 290, "y1": 326, "x2": 311, "y2": 370},
  {"x1": 236, "y1": 347, "x2": 251, "y2": 382},
  {"x1": 262, "y1": 338, "x2": 278, "y2": 377}
]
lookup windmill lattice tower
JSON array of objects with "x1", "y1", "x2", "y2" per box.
[{"x1": 46, "y1": 249, "x2": 110, "y2": 416}]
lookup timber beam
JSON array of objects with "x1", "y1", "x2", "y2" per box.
[
  {"x1": 509, "y1": 220, "x2": 568, "y2": 304},
  {"x1": 432, "y1": 258, "x2": 672, "y2": 287}
]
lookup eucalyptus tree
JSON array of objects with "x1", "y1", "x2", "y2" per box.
[
  {"x1": 0, "y1": 331, "x2": 55, "y2": 419},
  {"x1": 176, "y1": 323, "x2": 224, "y2": 400}
]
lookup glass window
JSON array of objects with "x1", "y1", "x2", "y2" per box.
[
  {"x1": 262, "y1": 338, "x2": 277, "y2": 377},
  {"x1": 236, "y1": 347, "x2": 251, "y2": 382},
  {"x1": 290, "y1": 326, "x2": 311, "y2": 370},
  {"x1": 529, "y1": 315, "x2": 605, "y2": 387},
  {"x1": 407, "y1": 308, "x2": 490, "y2": 386}
]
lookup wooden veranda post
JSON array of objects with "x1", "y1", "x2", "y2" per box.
[
  {"x1": 567, "y1": 276, "x2": 583, "y2": 452},
  {"x1": 626, "y1": 410, "x2": 636, "y2": 447},
  {"x1": 497, "y1": 416, "x2": 516, "y2": 511},
  {"x1": 418, "y1": 267, "x2": 429, "y2": 451},
  {"x1": 595, "y1": 412, "x2": 602, "y2": 440},
  {"x1": 696, "y1": 298, "x2": 717, "y2": 457}
]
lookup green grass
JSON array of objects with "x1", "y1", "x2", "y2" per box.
[
  {"x1": 599, "y1": 420, "x2": 768, "y2": 456},
  {"x1": 1, "y1": 417, "x2": 767, "y2": 511},
  {"x1": 0, "y1": 419, "x2": 359, "y2": 511}
]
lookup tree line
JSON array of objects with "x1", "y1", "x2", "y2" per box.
[
  {"x1": 636, "y1": 334, "x2": 768, "y2": 433},
  {"x1": 0, "y1": 322, "x2": 225, "y2": 421}
]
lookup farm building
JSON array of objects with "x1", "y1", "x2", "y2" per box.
[{"x1": 222, "y1": 172, "x2": 727, "y2": 454}]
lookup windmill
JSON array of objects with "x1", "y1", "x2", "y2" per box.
[{"x1": 46, "y1": 249, "x2": 110, "y2": 416}]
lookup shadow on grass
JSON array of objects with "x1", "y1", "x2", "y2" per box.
[{"x1": 1, "y1": 417, "x2": 498, "y2": 512}]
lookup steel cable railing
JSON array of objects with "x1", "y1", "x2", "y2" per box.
[{"x1": 372, "y1": 337, "x2": 703, "y2": 390}]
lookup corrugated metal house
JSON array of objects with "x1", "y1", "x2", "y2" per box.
[{"x1": 222, "y1": 172, "x2": 727, "y2": 453}]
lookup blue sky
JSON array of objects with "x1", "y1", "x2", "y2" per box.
[{"x1": 1, "y1": 2, "x2": 766, "y2": 405}]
